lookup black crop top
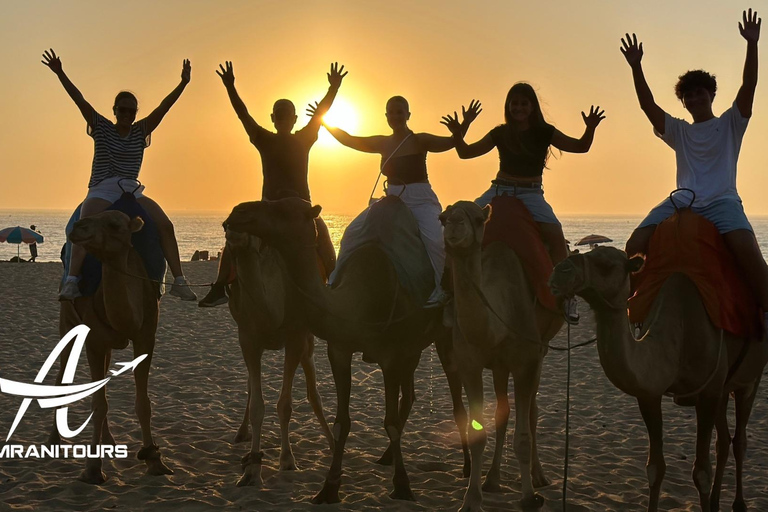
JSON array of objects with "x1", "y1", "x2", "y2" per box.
[
  {"x1": 490, "y1": 124, "x2": 555, "y2": 178},
  {"x1": 382, "y1": 153, "x2": 428, "y2": 184}
]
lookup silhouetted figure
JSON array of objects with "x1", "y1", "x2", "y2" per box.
[
  {"x1": 443, "y1": 85, "x2": 604, "y2": 322},
  {"x1": 42, "y1": 49, "x2": 197, "y2": 301},
  {"x1": 620, "y1": 10, "x2": 768, "y2": 331},
  {"x1": 321, "y1": 96, "x2": 479, "y2": 304},
  {"x1": 198, "y1": 62, "x2": 346, "y2": 307},
  {"x1": 28, "y1": 225, "x2": 39, "y2": 262}
]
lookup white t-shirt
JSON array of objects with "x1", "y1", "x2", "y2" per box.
[{"x1": 655, "y1": 101, "x2": 749, "y2": 207}]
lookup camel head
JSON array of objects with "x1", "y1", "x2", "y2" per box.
[
  {"x1": 69, "y1": 210, "x2": 144, "y2": 260},
  {"x1": 224, "y1": 197, "x2": 322, "y2": 249},
  {"x1": 549, "y1": 246, "x2": 644, "y2": 308},
  {"x1": 439, "y1": 201, "x2": 491, "y2": 255}
]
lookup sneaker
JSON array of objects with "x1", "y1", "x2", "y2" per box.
[
  {"x1": 59, "y1": 280, "x2": 82, "y2": 301},
  {"x1": 198, "y1": 283, "x2": 228, "y2": 307},
  {"x1": 564, "y1": 297, "x2": 580, "y2": 325},
  {"x1": 170, "y1": 276, "x2": 198, "y2": 301}
]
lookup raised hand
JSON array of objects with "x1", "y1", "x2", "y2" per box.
[
  {"x1": 328, "y1": 62, "x2": 348, "y2": 89},
  {"x1": 440, "y1": 111, "x2": 462, "y2": 136},
  {"x1": 216, "y1": 61, "x2": 235, "y2": 87},
  {"x1": 181, "y1": 59, "x2": 191, "y2": 84},
  {"x1": 620, "y1": 33, "x2": 643, "y2": 67},
  {"x1": 582, "y1": 105, "x2": 606, "y2": 129},
  {"x1": 306, "y1": 101, "x2": 319, "y2": 118},
  {"x1": 462, "y1": 99, "x2": 483, "y2": 125},
  {"x1": 41, "y1": 48, "x2": 63, "y2": 74},
  {"x1": 739, "y1": 8, "x2": 761, "y2": 42}
]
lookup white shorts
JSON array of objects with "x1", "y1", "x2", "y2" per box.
[{"x1": 86, "y1": 176, "x2": 145, "y2": 204}]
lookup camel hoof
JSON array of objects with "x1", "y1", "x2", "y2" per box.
[
  {"x1": 47, "y1": 431, "x2": 62, "y2": 446},
  {"x1": 376, "y1": 446, "x2": 394, "y2": 466},
  {"x1": 390, "y1": 485, "x2": 416, "y2": 501},
  {"x1": 311, "y1": 481, "x2": 341, "y2": 504},
  {"x1": 481, "y1": 478, "x2": 502, "y2": 493},
  {"x1": 520, "y1": 492, "x2": 545, "y2": 510},
  {"x1": 236, "y1": 465, "x2": 263, "y2": 487},
  {"x1": 732, "y1": 499, "x2": 747, "y2": 512},
  {"x1": 458, "y1": 498, "x2": 484, "y2": 512},
  {"x1": 280, "y1": 454, "x2": 298, "y2": 471},
  {"x1": 233, "y1": 430, "x2": 251, "y2": 443},
  {"x1": 78, "y1": 467, "x2": 107, "y2": 485},
  {"x1": 145, "y1": 458, "x2": 174, "y2": 476},
  {"x1": 532, "y1": 473, "x2": 552, "y2": 488}
]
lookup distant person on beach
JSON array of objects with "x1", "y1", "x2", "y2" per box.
[
  {"x1": 28, "y1": 225, "x2": 39, "y2": 262},
  {"x1": 620, "y1": 9, "x2": 768, "y2": 332},
  {"x1": 43, "y1": 49, "x2": 197, "y2": 301},
  {"x1": 442, "y1": 83, "x2": 604, "y2": 323},
  {"x1": 319, "y1": 96, "x2": 480, "y2": 305},
  {"x1": 198, "y1": 62, "x2": 346, "y2": 307}
]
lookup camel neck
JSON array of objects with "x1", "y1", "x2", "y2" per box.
[
  {"x1": 450, "y1": 249, "x2": 499, "y2": 346},
  {"x1": 100, "y1": 250, "x2": 145, "y2": 336}
]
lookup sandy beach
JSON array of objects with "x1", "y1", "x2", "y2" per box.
[{"x1": 0, "y1": 261, "x2": 766, "y2": 511}]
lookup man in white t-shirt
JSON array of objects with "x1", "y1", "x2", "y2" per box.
[{"x1": 620, "y1": 9, "x2": 768, "y2": 327}]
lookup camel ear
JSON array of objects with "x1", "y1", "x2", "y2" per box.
[
  {"x1": 308, "y1": 205, "x2": 322, "y2": 219},
  {"x1": 438, "y1": 205, "x2": 452, "y2": 225},
  {"x1": 129, "y1": 216, "x2": 144, "y2": 233},
  {"x1": 626, "y1": 255, "x2": 645, "y2": 274},
  {"x1": 482, "y1": 204, "x2": 492, "y2": 223}
]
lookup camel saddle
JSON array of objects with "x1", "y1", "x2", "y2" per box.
[
  {"x1": 334, "y1": 195, "x2": 434, "y2": 307},
  {"x1": 61, "y1": 192, "x2": 167, "y2": 299},
  {"x1": 628, "y1": 209, "x2": 762, "y2": 339},
  {"x1": 481, "y1": 194, "x2": 558, "y2": 311}
]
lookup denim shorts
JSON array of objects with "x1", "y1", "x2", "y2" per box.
[
  {"x1": 637, "y1": 196, "x2": 753, "y2": 234},
  {"x1": 475, "y1": 183, "x2": 560, "y2": 226}
]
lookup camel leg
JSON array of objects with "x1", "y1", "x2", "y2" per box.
[
  {"x1": 459, "y1": 367, "x2": 486, "y2": 512},
  {"x1": 237, "y1": 332, "x2": 265, "y2": 487},
  {"x1": 277, "y1": 335, "x2": 303, "y2": 471},
  {"x1": 312, "y1": 345, "x2": 352, "y2": 504},
  {"x1": 48, "y1": 342, "x2": 73, "y2": 446},
  {"x1": 436, "y1": 329, "x2": 471, "y2": 477},
  {"x1": 710, "y1": 394, "x2": 731, "y2": 512},
  {"x1": 511, "y1": 363, "x2": 544, "y2": 510},
  {"x1": 482, "y1": 366, "x2": 509, "y2": 493},
  {"x1": 637, "y1": 396, "x2": 666, "y2": 512},
  {"x1": 300, "y1": 334, "x2": 334, "y2": 452},
  {"x1": 732, "y1": 376, "x2": 760, "y2": 512},
  {"x1": 234, "y1": 376, "x2": 251, "y2": 443},
  {"x1": 132, "y1": 339, "x2": 173, "y2": 477},
  {"x1": 377, "y1": 354, "x2": 417, "y2": 467},
  {"x1": 693, "y1": 397, "x2": 718, "y2": 512},
  {"x1": 100, "y1": 351, "x2": 116, "y2": 446},
  {"x1": 78, "y1": 344, "x2": 108, "y2": 485},
  {"x1": 383, "y1": 360, "x2": 416, "y2": 501},
  {"x1": 530, "y1": 380, "x2": 550, "y2": 488}
]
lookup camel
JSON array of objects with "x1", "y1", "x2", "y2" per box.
[
  {"x1": 53, "y1": 210, "x2": 172, "y2": 484},
  {"x1": 224, "y1": 196, "x2": 444, "y2": 503},
  {"x1": 439, "y1": 201, "x2": 563, "y2": 511},
  {"x1": 222, "y1": 227, "x2": 334, "y2": 487},
  {"x1": 548, "y1": 246, "x2": 768, "y2": 512}
]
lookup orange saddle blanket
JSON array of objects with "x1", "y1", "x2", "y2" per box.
[
  {"x1": 481, "y1": 195, "x2": 558, "y2": 311},
  {"x1": 628, "y1": 209, "x2": 762, "y2": 339}
]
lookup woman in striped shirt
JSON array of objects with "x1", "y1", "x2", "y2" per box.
[{"x1": 42, "y1": 49, "x2": 196, "y2": 301}]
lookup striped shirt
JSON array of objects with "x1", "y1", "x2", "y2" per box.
[{"x1": 87, "y1": 112, "x2": 151, "y2": 188}]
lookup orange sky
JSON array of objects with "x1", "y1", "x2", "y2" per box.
[{"x1": 2, "y1": 1, "x2": 767, "y2": 215}]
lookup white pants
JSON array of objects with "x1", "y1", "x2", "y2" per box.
[
  {"x1": 86, "y1": 176, "x2": 145, "y2": 203},
  {"x1": 330, "y1": 183, "x2": 445, "y2": 299}
]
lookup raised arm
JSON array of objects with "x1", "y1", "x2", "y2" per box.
[
  {"x1": 551, "y1": 106, "x2": 605, "y2": 153},
  {"x1": 419, "y1": 99, "x2": 482, "y2": 152},
  {"x1": 322, "y1": 124, "x2": 388, "y2": 153},
  {"x1": 216, "y1": 61, "x2": 264, "y2": 142},
  {"x1": 304, "y1": 62, "x2": 347, "y2": 132},
  {"x1": 141, "y1": 59, "x2": 191, "y2": 134},
  {"x1": 736, "y1": 9, "x2": 761, "y2": 118},
  {"x1": 441, "y1": 100, "x2": 494, "y2": 158},
  {"x1": 41, "y1": 49, "x2": 95, "y2": 125},
  {"x1": 620, "y1": 33, "x2": 666, "y2": 134}
]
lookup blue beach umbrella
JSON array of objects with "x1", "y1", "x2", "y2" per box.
[{"x1": 0, "y1": 226, "x2": 44, "y2": 262}]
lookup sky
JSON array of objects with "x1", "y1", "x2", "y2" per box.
[{"x1": 2, "y1": 0, "x2": 767, "y2": 216}]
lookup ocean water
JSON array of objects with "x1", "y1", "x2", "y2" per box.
[{"x1": 2, "y1": 209, "x2": 768, "y2": 263}]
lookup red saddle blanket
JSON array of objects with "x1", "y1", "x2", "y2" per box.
[
  {"x1": 481, "y1": 195, "x2": 558, "y2": 311},
  {"x1": 628, "y1": 209, "x2": 762, "y2": 339}
]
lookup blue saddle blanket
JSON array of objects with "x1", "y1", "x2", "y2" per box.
[{"x1": 61, "y1": 193, "x2": 167, "y2": 298}]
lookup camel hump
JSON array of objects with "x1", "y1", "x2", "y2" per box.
[
  {"x1": 61, "y1": 192, "x2": 167, "y2": 299},
  {"x1": 340, "y1": 195, "x2": 434, "y2": 305}
]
